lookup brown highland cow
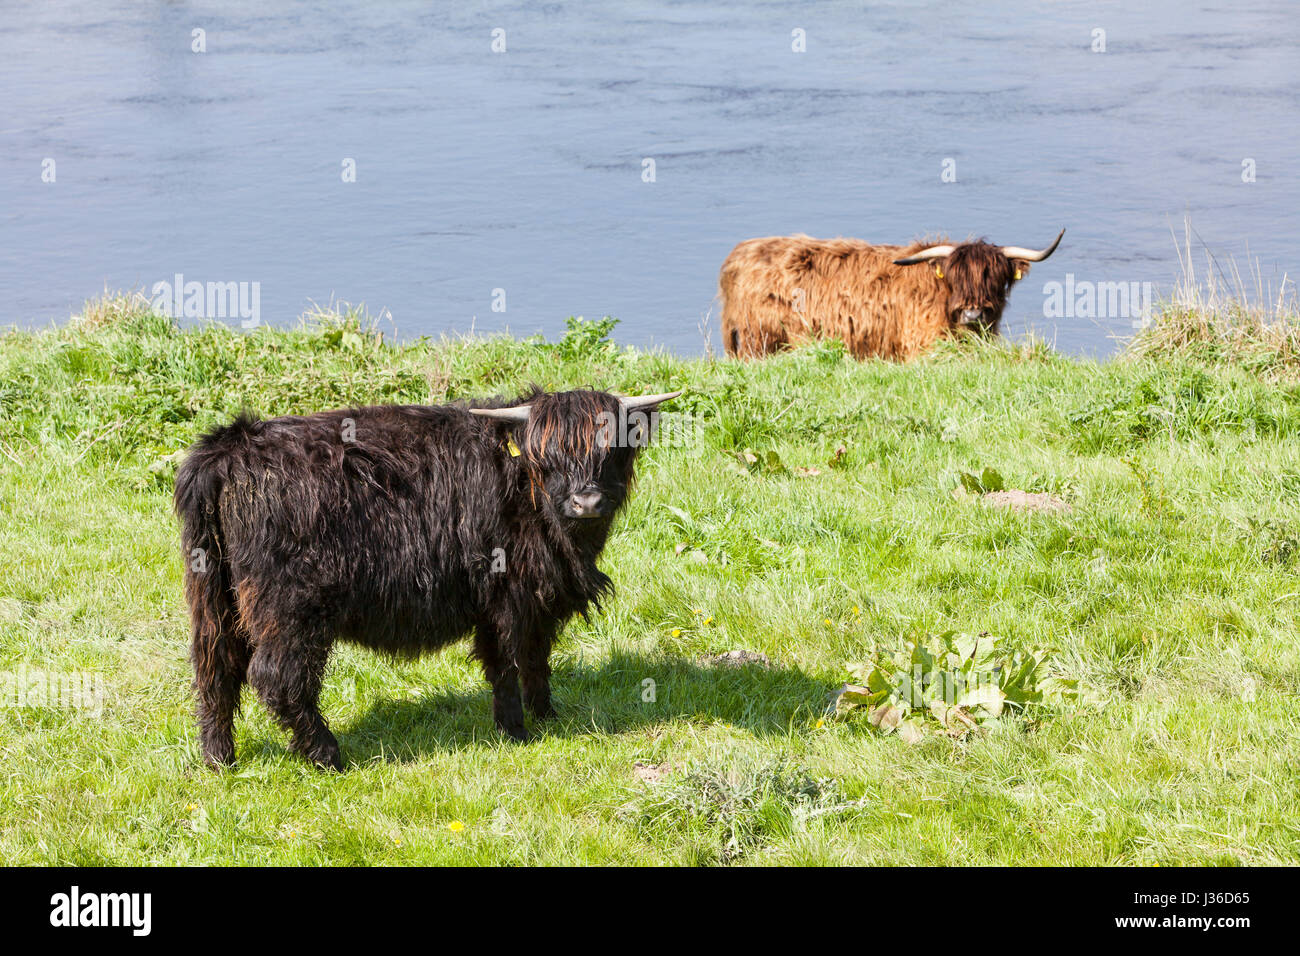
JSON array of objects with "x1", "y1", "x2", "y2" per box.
[{"x1": 719, "y1": 229, "x2": 1064, "y2": 360}]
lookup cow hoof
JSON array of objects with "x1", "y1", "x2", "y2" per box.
[
  {"x1": 201, "y1": 734, "x2": 236, "y2": 770},
  {"x1": 302, "y1": 741, "x2": 344, "y2": 772},
  {"x1": 498, "y1": 724, "x2": 531, "y2": 743}
]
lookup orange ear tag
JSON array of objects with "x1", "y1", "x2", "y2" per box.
[
  {"x1": 1014, "y1": 268, "x2": 1023, "y2": 280},
  {"x1": 506, "y1": 438, "x2": 522, "y2": 457},
  {"x1": 934, "y1": 267, "x2": 943, "y2": 279}
]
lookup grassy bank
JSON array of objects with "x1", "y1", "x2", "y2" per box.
[{"x1": 1, "y1": 296, "x2": 1299, "y2": 865}]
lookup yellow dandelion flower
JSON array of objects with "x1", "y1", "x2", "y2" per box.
[
  {"x1": 815, "y1": 718, "x2": 825, "y2": 729},
  {"x1": 703, "y1": 617, "x2": 713, "y2": 625},
  {"x1": 447, "y1": 820, "x2": 465, "y2": 833},
  {"x1": 824, "y1": 618, "x2": 833, "y2": 626},
  {"x1": 671, "y1": 628, "x2": 681, "y2": 638},
  {"x1": 853, "y1": 605, "x2": 861, "y2": 616}
]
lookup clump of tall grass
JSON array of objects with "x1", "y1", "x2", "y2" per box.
[
  {"x1": 624, "y1": 756, "x2": 842, "y2": 864},
  {"x1": 1128, "y1": 219, "x2": 1299, "y2": 377},
  {"x1": 68, "y1": 289, "x2": 163, "y2": 331}
]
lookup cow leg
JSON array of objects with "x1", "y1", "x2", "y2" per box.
[
  {"x1": 246, "y1": 630, "x2": 342, "y2": 771},
  {"x1": 474, "y1": 624, "x2": 527, "y2": 741},
  {"x1": 520, "y1": 622, "x2": 558, "y2": 721},
  {"x1": 194, "y1": 627, "x2": 250, "y2": 769}
]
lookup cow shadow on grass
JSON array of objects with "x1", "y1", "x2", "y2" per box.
[{"x1": 331, "y1": 650, "x2": 834, "y2": 767}]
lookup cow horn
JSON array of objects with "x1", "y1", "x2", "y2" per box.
[
  {"x1": 893, "y1": 244, "x2": 956, "y2": 266},
  {"x1": 470, "y1": 405, "x2": 531, "y2": 422},
  {"x1": 1000, "y1": 228, "x2": 1065, "y2": 262},
  {"x1": 619, "y1": 390, "x2": 683, "y2": 409}
]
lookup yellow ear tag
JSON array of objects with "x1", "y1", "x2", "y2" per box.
[
  {"x1": 506, "y1": 438, "x2": 522, "y2": 457},
  {"x1": 934, "y1": 266, "x2": 943, "y2": 279},
  {"x1": 1014, "y1": 268, "x2": 1022, "y2": 280}
]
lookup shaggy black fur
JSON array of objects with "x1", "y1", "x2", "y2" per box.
[{"x1": 175, "y1": 387, "x2": 659, "y2": 770}]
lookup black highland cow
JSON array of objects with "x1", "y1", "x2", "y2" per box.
[{"x1": 174, "y1": 386, "x2": 681, "y2": 770}]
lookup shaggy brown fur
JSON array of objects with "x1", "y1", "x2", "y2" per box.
[{"x1": 719, "y1": 235, "x2": 1036, "y2": 361}]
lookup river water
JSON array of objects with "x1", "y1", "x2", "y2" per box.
[{"x1": 3, "y1": 1, "x2": 1296, "y2": 355}]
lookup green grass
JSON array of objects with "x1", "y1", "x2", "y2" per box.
[{"x1": 2, "y1": 297, "x2": 1299, "y2": 865}]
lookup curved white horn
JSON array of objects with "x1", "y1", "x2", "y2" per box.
[
  {"x1": 893, "y1": 244, "x2": 956, "y2": 266},
  {"x1": 470, "y1": 405, "x2": 531, "y2": 422},
  {"x1": 1000, "y1": 228, "x2": 1065, "y2": 262},
  {"x1": 619, "y1": 390, "x2": 683, "y2": 409}
]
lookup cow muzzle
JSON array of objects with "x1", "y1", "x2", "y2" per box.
[{"x1": 563, "y1": 490, "x2": 607, "y2": 519}]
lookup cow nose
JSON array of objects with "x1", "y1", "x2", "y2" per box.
[
  {"x1": 566, "y1": 490, "x2": 605, "y2": 518},
  {"x1": 961, "y1": 309, "x2": 984, "y2": 325}
]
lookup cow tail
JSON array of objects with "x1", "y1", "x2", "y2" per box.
[{"x1": 174, "y1": 431, "x2": 248, "y2": 765}]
